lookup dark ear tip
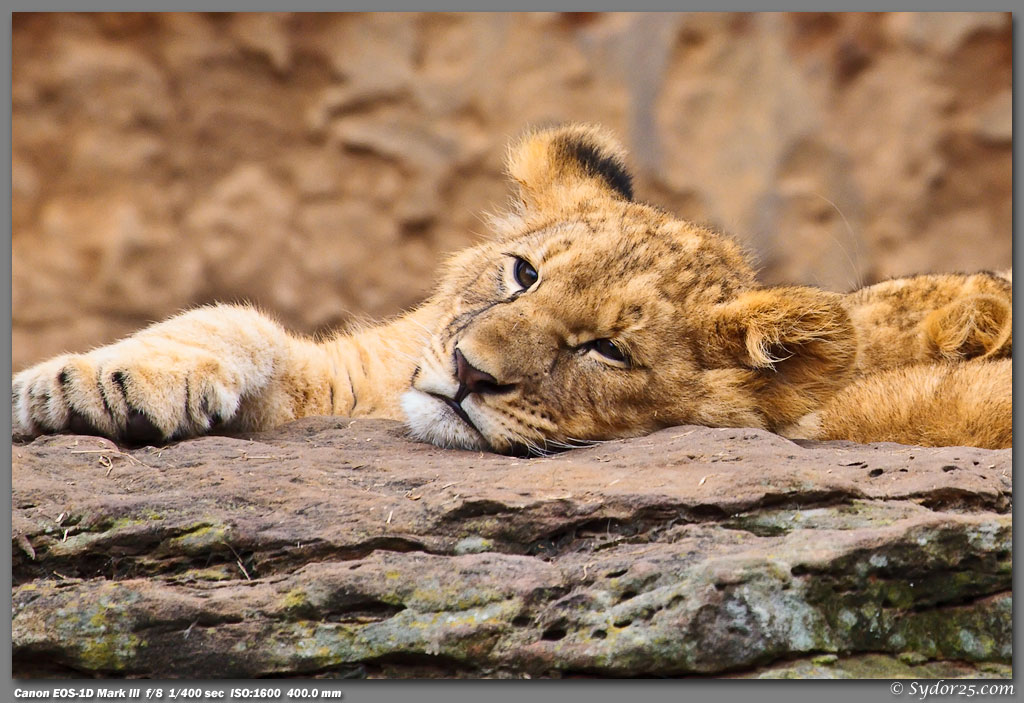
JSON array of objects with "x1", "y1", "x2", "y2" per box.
[
  {"x1": 553, "y1": 132, "x2": 634, "y2": 201},
  {"x1": 507, "y1": 123, "x2": 634, "y2": 203}
]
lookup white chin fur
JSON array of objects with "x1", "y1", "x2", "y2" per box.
[{"x1": 400, "y1": 389, "x2": 489, "y2": 451}]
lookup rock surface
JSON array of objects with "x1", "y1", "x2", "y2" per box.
[
  {"x1": 12, "y1": 418, "x2": 1011, "y2": 678},
  {"x1": 12, "y1": 12, "x2": 1012, "y2": 370}
]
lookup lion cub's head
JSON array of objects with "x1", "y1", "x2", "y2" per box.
[{"x1": 402, "y1": 124, "x2": 856, "y2": 454}]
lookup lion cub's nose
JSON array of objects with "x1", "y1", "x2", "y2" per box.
[{"x1": 454, "y1": 348, "x2": 514, "y2": 402}]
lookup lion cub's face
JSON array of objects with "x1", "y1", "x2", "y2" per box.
[{"x1": 402, "y1": 125, "x2": 856, "y2": 454}]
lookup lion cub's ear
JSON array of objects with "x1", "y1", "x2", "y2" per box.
[
  {"x1": 506, "y1": 123, "x2": 634, "y2": 211},
  {"x1": 712, "y1": 287, "x2": 858, "y2": 428}
]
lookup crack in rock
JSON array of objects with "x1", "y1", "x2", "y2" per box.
[{"x1": 12, "y1": 418, "x2": 1012, "y2": 678}]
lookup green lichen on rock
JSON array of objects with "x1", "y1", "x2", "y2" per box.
[
  {"x1": 167, "y1": 522, "x2": 233, "y2": 554},
  {"x1": 248, "y1": 599, "x2": 519, "y2": 674},
  {"x1": 749, "y1": 653, "x2": 1012, "y2": 679},
  {"x1": 725, "y1": 500, "x2": 924, "y2": 536},
  {"x1": 17, "y1": 581, "x2": 146, "y2": 673},
  {"x1": 175, "y1": 565, "x2": 238, "y2": 581},
  {"x1": 453, "y1": 536, "x2": 495, "y2": 555},
  {"x1": 11, "y1": 419, "x2": 1013, "y2": 678}
]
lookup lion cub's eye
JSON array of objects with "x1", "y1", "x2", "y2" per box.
[
  {"x1": 585, "y1": 339, "x2": 629, "y2": 365},
  {"x1": 512, "y1": 257, "x2": 539, "y2": 290}
]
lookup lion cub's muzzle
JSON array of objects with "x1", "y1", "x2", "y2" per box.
[
  {"x1": 424, "y1": 348, "x2": 515, "y2": 435},
  {"x1": 452, "y1": 348, "x2": 516, "y2": 401}
]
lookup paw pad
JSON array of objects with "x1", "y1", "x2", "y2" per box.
[{"x1": 123, "y1": 409, "x2": 164, "y2": 447}]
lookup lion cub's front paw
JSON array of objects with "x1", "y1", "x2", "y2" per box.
[{"x1": 13, "y1": 340, "x2": 244, "y2": 445}]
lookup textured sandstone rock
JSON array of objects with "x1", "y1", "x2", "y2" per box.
[
  {"x1": 13, "y1": 419, "x2": 1011, "y2": 678},
  {"x1": 12, "y1": 12, "x2": 1011, "y2": 370}
]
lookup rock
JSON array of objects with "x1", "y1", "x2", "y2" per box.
[
  {"x1": 885, "y1": 12, "x2": 1007, "y2": 55},
  {"x1": 227, "y1": 12, "x2": 293, "y2": 74},
  {"x1": 183, "y1": 164, "x2": 300, "y2": 311},
  {"x1": 11, "y1": 155, "x2": 39, "y2": 231},
  {"x1": 973, "y1": 90, "x2": 1012, "y2": 144},
  {"x1": 309, "y1": 14, "x2": 416, "y2": 96},
  {"x1": 12, "y1": 419, "x2": 1011, "y2": 678},
  {"x1": 742, "y1": 653, "x2": 1011, "y2": 679},
  {"x1": 46, "y1": 35, "x2": 173, "y2": 128}
]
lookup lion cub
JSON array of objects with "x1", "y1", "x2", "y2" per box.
[{"x1": 12, "y1": 125, "x2": 1011, "y2": 451}]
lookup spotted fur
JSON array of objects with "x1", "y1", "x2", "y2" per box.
[{"x1": 12, "y1": 124, "x2": 1011, "y2": 451}]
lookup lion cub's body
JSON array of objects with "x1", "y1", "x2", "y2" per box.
[
  {"x1": 13, "y1": 125, "x2": 1011, "y2": 451},
  {"x1": 844, "y1": 271, "x2": 1011, "y2": 372}
]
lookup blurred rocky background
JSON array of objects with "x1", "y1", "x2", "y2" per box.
[{"x1": 12, "y1": 12, "x2": 1012, "y2": 370}]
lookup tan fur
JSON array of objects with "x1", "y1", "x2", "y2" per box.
[
  {"x1": 786, "y1": 359, "x2": 1011, "y2": 450},
  {"x1": 12, "y1": 124, "x2": 1011, "y2": 452},
  {"x1": 844, "y1": 272, "x2": 1012, "y2": 371}
]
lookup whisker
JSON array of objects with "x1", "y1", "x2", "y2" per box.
[
  {"x1": 365, "y1": 343, "x2": 423, "y2": 367},
  {"x1": 813, "y1": 192, "x2": 865, "y2": 292},
  {"x1": 565, "y1": 436, "x2": 609, "y2": 447},
  {"x1": 505, "y1": 424, "x2": 551, "y2": 458},
  {"x1": 405, "y1": 317, "x2": 438, "y2": 338}
]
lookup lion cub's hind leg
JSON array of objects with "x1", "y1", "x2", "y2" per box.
[{"x1": 783, "y1": 359, "x2": 1011, "y2": 450}]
